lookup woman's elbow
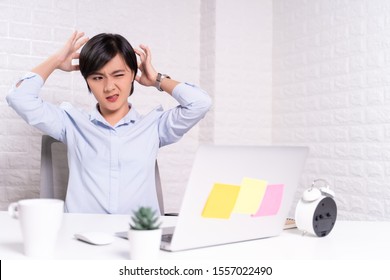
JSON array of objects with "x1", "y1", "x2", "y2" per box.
[{"x1": 199, "y1": 93, "x2": 213, "y2": 113}]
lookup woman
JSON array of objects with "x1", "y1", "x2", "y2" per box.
[{"x1": 6, "y1": 31, "x2": 212, "y2": 214}]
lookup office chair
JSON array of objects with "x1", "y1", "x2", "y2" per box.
[{"x1": 39, "y1": 135, "x2": 166, "y2": 214}]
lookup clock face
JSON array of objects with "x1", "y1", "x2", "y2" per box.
[{"x1": 312, "y1": 197, "x2": 337, "y2": 237}]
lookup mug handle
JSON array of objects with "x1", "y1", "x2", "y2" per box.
[{"x1": 8, "y1": 202, "x2": 19, "y2": 219}]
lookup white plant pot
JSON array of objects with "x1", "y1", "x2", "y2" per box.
[{"x1": 128, "y1": 228, "x2": 162, "y2": 260}]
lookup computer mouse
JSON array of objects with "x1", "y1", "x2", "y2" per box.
[{"x1": 74, "y1": 231, "x2": 114, "y2": 245}]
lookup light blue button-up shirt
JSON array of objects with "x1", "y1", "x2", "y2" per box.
[{"x1": 6, "y1": 73, "x2": 212, "y2": 214}]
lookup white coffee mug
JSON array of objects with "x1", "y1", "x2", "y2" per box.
[{"x1": 8, "y1": 198, "x2": 64, "y2": 258}]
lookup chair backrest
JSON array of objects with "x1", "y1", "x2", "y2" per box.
[{"x1": 39, "y1": 135, "x2": 165, "y2": 214}]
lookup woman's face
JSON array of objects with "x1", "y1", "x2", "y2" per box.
[{"x1": 86, "y1": 54, "x2": 134, "y2": 122}]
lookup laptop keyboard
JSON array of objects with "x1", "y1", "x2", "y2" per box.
[{"x1": 161, "y1": 233, "x2": 173, "y2": 243}]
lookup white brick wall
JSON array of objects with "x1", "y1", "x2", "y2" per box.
[
  {"x1": 214, "y1": 0, "x2": 273, "y2": 145},
  {"x1": 273, "y1": 0, "x2": 390, "y2": 220}
]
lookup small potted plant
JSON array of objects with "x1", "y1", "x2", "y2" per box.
[{"x1": 128, "y1": 206, "x2": 162, "y2": 259}]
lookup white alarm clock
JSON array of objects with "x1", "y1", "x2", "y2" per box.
[{"x1": 295, "y1": 179, "x2": 337, "y2": 237}]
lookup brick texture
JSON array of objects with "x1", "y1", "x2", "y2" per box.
[{"x1": 273, "y1": 0, "x2": 390, "y2": 220}]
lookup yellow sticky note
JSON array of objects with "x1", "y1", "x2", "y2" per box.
[
  {"x1": 202, "y1": 183, "x2": 240, "y2": 219},
  {"x1": 233, "y1": 177, "x2": 267, "y2": 214}
]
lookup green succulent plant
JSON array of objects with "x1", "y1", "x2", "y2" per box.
[{"x1": 130, "y1": 206, "x2": 161, "y2": 230}]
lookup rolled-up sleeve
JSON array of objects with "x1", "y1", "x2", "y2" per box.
[
  {"x1": 158, "y1": 82, "x2": 212, "y2": 146},
  {"x1": 6, "y1": 72, "x2": 66, "y2": 141}
]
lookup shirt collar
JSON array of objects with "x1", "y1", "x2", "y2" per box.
[{"x1": 90, "y1": 102, "x2": 138, "y2": 128}]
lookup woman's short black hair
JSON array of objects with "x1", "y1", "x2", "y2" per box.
[{"x1": 79, "y1": 33, "x2": 138, "y2": 95}]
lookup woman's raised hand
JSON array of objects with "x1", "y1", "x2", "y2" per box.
[
  {"x1": 56, "y1": 31, "x2": 89, "y2": 72},
  {"x1": 134, "y1": 44, "x2": 158, "y2": 87}
]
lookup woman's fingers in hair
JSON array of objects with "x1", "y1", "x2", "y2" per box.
[
  {"x1": 134, "y1": 48, "x2": 144, "y2": 72},
  {"x1": 134, "y1": 47, "x2": 145, "y2": 62},
  {"x1": 135, "y1": 45, "x2": 152, "y2": 61},
  {"x1": 66, "y1": 31, "x2": 88, "y2": 53},
  {"x1": 139, "y1": 44, "x2": 151, "y2": 54},
  {"x1": 72, "y1": 31, "x2": 89, "y2": 51},
  {"x1": 134, "y1": 44, "x2": 158, "y2": 86}
]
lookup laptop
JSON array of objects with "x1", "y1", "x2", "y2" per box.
[{"x1": 118, "y1": 145, "x2": 308, "y2": 252}]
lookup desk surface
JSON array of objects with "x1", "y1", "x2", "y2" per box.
[{"x1": 1, "y1": 211, "x2": 389, "y2": 260}]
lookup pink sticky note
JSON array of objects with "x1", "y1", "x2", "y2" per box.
[{"x1": 252, "y1": 184, "x2": 284, "y2": 217}]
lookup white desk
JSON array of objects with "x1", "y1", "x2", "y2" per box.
[{"x1": 1, "y1": 211, "x2": 389, "y2": 260}]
